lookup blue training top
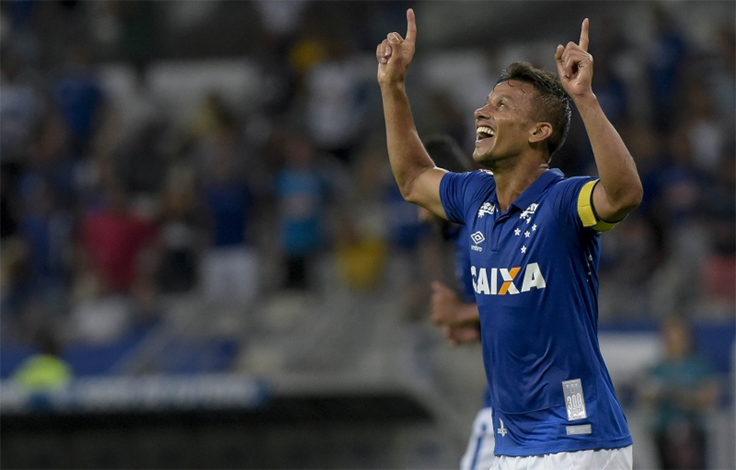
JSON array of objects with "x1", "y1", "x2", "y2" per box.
[{"x1": 440, "y1": 168, "x2": 632, "y2": 457}]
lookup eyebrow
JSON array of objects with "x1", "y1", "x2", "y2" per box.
[{"x1": 487, "y1": 92, "x2": 516, "y2": 104}]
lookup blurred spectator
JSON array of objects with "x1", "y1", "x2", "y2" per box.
[
  {"x1": 598, "y1": 211, "x2": 660, "y2": 319},
  {"x1": 1, "y1": 237, "x2": 35, "y2": 341},
  {"x1": 0, "y1": 0, "x2": 42, "y2": 66},
  {"x1": 254, "y1": 0, "x2": 308, "y2": 47},
  {"x1": 649, "y1": 128, "x2": 705, "y2": 242},
  {"x1": 647, "y1": 128, "x2": 712, "y2": 318},
  {"x1": 333, "y1": 135, "x2": 391, "y2": 292},
  {"x1": 647, "y1": 6, "x2": 688, "y2": 133},
  {"x1": 274, "y1": 135, "x2": 333, "y2": 291},
  {"x1": 382, "y1": 167, "x2": 440, "y2": 322},
  {"x1": 0, "y1": 48, "x2": 44, "y2": 166},
  {"x1": 303, "y1": 37, "x2": 371, "y2": 164},
  {"x1": 287, "y1": 18, "x2": 330, "y2": 79},
  {"x1": 2, "y1": 116, "x2": 76, "y2": 336},
  {"x1": 20, "y1": 115, "x2": 80, "y2": 222},
  {"x1": 200, "y1": 150, "x2": 258, "y2": 307},
  {"x1": 70, "y1": 176, "x2": 159, "y2": 342},
  {"x1": 52, "y1": 44, "x2": 106, "y2": 155},
  {"x1": 677, "y1": 79, "x2": 725, "y2": 177},
  {"x1": 156, "y1": 165, "x2": 205, "y2": 294},
  {"x1": 77, "y1": 179, "x2": 158, "y2": 295},
  {"x1": 188, "y1": 95, "x2": 261, "y2": 308},
  {"x1": 625, "y1": 121, "x2": 667, "y2": 224},
  {"x1": 189, "y1": 93, "x2": 260, "y2": 186},
  {"x1": 333, "y1": 217, "x2": 387, "y2": 292},
  {"x1": 422, "y1": 91, "x2": 472, "y2": 155},
  {"x1": 640, "y1": 316, "x2": 720, "y2": 470},
  {"x1": 591, "y1": 18, "x2": 630, "y2": 127},
  {"x1": 698, "y1": 154, "x2": 736, "y2": 316},
  {"x1": 95, "y1": 64, "x2": 167, "y2": 178},
  {"x1": 18, "y1": 177, "x2": 73, "y2": 306},
  {"x1": 10, "y1": 328, "x2": 73, "y2": 392}
]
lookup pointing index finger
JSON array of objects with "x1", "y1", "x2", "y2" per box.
[
  {"x1": 579, "y1": 18, "x2": 589, "y2": 51},
  {"x1": 405, "y1": 8, "x2": 417, "y2": 45}
]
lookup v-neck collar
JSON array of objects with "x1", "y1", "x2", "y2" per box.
[{"x1": 506, "y1": 169, "x2": 564, "y2": 213}]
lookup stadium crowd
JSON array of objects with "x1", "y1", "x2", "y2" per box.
[{"x1": 0, "y1": 1, "x2": 733, "y2": 372}]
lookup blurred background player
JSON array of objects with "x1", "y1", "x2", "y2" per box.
[
  {"x1": 421, "y1": 134, "x2": 495, "y2": 470},
  {"x1": 639, "y1": 316, "x2": 720, "y2": 470}
]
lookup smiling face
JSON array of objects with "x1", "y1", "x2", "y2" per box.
[{"x1": 472, "y1": 80, "x2": 543, "y2": 169}]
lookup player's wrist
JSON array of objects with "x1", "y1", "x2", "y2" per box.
[
  {"x1": 379, "y1": 79, "x2": 407, "y2": 93},
  {"x1": 569, "y1": 91, "x2": 598, "y2": 109}
]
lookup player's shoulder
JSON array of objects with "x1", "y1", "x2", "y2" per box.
[
  {"x1": 443, "y1": 169, "x2": 496, "y2": 192},
  {"x1": 467, "y1": 169, "x2": 496, "y2": 186},
  {"x1": 546, "y1": 174, "x2": 594, "y2": 199}
]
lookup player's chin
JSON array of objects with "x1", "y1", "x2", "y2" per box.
[{"x1": 472, "y1": 147, "x2": 493, "y2": 166}]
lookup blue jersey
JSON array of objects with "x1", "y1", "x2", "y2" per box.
[
  {"x1": 440, "y1": 169, "x2": 632, "y2": 457},
  {"x1": 447, "y1": 223, "x2": 478, "y2": 304},
  {"x1": 448, "y1": 223, "x2": 493, "y2": 409}
]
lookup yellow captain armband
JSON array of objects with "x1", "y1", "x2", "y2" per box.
[{"x1": 577, "y1": 180, "x2": 618, "y2": 232}]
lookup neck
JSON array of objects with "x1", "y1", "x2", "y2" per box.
[{"x1": 493, "y1": 162, "x2": 549, "y2": 212}]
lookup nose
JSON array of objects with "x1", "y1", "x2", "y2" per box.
[{"x1": 474, "y1": 103, "x2": 490, "y2": 120}]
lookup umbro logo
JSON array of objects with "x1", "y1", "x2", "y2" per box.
[{"x1": 470, "y1": 231, "x2": 485, "y2": 251}]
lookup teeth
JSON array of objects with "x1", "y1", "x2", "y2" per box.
[{"x1": 476, "y1": 126, "x2": 495, "y2": 138}]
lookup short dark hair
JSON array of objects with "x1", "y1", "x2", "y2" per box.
[
  {"x1": 497, "y1": 62, "x2": 571, "y2": 158},
  {"x1": 423, "y1": 134, "x2": 472, "y2": 173}
]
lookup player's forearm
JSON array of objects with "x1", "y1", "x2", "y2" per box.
[
  {"x1": 380, "y1": 82, "x2": 435, "y2": 203},
  {"x1": 575, "y1": 94, "x2": 643, "y2": 220}
]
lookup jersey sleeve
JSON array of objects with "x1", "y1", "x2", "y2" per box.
[
  {"x1": 439, "y1": 170, "x2": 493, "y2": 225},
  {"x1": 439, "y1": 172, "x2": 468, "y2": 224}
]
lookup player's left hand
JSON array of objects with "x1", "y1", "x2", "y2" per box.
[{"x1": 555, "y1": 18, "x2": 594, "y2": 100}]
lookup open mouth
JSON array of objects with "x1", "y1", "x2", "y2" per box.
[{"x1": 476, "y1": 126, "x2": 495, "y2": 141}]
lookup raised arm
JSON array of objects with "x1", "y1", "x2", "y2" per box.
[
  {"x1": 555, "y1": 19, "x2": 643, "y2": 223},
  {"x1": 377, "y1": 8, "x2": 448, "y2": 218}
]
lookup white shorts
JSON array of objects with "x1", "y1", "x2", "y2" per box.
[
  {"x1": 490, "y1": 445, "x2": 633, "y2": 470},
  {"x1": 460, "y1": 407, "x2": 496, "y2": 470}
]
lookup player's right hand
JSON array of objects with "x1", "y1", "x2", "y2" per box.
[
  {"x1": 430, "y1": 281, "x2": 464, "y2": 326},
  {"x1": 376, "y1": 8, "x2": 417, "y2": 87}
]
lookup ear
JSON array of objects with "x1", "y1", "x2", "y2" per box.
[{"x1": 529, "y1": 122, "x2": 553, "y2": 144}]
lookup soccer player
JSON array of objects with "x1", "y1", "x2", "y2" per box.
[
  {"x1": 377, "y1": 9, "x2": 642, "y2": 470},
  {"x1": 420, "y1": 135, "x2": 495, "y2": 470}
]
